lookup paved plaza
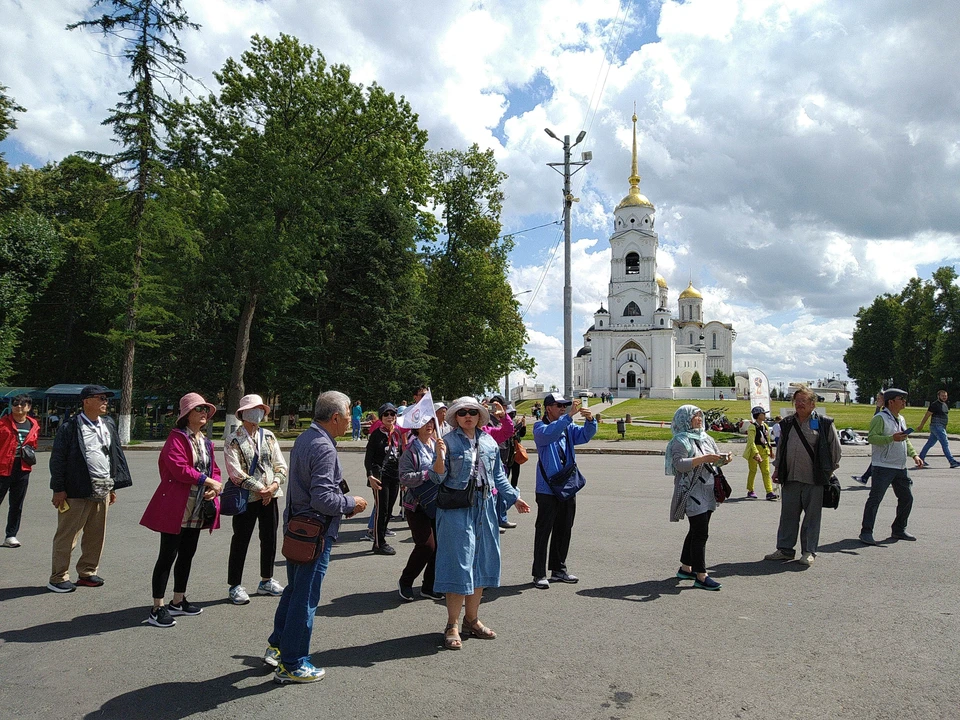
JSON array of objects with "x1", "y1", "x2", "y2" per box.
[{"x1": 1, "y1": 446, "x2": 957, "y2": 719}]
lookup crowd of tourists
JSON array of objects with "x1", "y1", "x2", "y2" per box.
[{"x1": 0, "y1": 382, "x2": 940, "y2": 684}]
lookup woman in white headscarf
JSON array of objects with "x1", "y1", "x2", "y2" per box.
[
  {"x1": 666, "y1": 405, "x2": 730, "y2": 592},
  {"x1": 223, "y1": 394, "x2": 287, "y2": 605}
]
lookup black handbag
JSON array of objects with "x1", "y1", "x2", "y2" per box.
[
  {"x1": 436, "y1": 438, "x2": 479, "y2": 510},
  {"x1": 20, "y1": 443, "x2": 37, "y2": 467},
  {"x1": 822, "y1": 475, "x2": 842, "y2": 510}
]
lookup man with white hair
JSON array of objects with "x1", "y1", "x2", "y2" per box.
[{"x1": 266, "y1": 391, "x2": 368, "y2": 684}]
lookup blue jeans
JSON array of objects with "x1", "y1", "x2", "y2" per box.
[
  {"x1": 268, "y1": 540, "x2": 332, "y2": 670},
  {"x1": 918, "y1": 423, "x2": 956, "y2": 465},
  {"x1": 351, "y1": 418, "x2": 361, "y2": 441},
  {"x1": 861, "y1": 466, "x2": 913, "y2": 535}
]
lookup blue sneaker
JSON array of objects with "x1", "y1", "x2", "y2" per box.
[
  {"x1": 694, "y1": 576, "x2": 722, "y2": 591},
  {"x1": 274, "y1": 661, "x2": 326, "y2": 684}
]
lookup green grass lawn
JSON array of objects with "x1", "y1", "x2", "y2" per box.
[{"x1": 514, "y1": 397, "x2": 953, "y2": 433}]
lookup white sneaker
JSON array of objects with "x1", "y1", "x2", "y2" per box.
[
  {"x1": 798, "y1": 552, "x2": 815, "y2": 566},
  {"x1": 3, "y1": 536, "x2": 21, "y2": 548},
  {"x1": 257, "y1": 578, "x2": 284, "y2": 596},
  {"x1": 229, "y1": 585, "x2": 250, "y2": 605}
]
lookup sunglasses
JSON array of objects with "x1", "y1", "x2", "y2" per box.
[
  {"x1": 193, "y1": 406, "x2": 210, "y2": 414},
  {"x1": 11, "y1": 401, "x2": 30, "y2": 407},
  {"x1": 91, "y1": 395, "x2": 110, "y2": 402},
  {"x1": 381, "y1": 411, "x2": 397, "y2": 417},
  {"x1": 456, "y1": 409, "x2": 480, "y2": 417}
]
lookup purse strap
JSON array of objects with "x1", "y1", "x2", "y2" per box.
[
  {"x1": 537, "y1": 426, "x2": 574, "y2": 483},
  {"x1": 440, "y1": 435, "x2": 479, "y2": 492},
  {"x1": 788, "y1": 418, "x2": 817, "y2": 463}
]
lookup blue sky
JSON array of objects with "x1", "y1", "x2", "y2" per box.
[{"x1": 3, "y1": 0, "x2": 959, "y2": 400}]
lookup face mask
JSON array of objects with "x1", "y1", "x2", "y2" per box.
[{"x1": 245, "y1": 408, "x2": 265, "y2": 425}]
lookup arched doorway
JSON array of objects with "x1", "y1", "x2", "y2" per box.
[{"x1": 626, "y1": 371, "x2": 637, "y2": 388}]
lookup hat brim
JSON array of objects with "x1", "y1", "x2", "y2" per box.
[{"x1": 445, "y1": 397, "x2": 490, "y2": 429}]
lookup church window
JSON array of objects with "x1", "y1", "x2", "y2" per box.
[
  {"x1": 625, "y1": 252, "x2": 640, "y2": 275},
  {"x1": 623, "y1": 301, "x2": 641, "y2": 316},
  {"x1": 660, "y1": 318, "x2": 664, "y2": 326},
  {"x1": 689, "y1": 332, "x2": 693, "y2": 344},
  {"x1": 599, "y1": 321, "x2": 603, "y2": 327},
  {"x1": 630, "y1": 217, "x2": 635, "y2": 224},
  {"x1": 712, "y1": 333, "x2": 717, "y2": 350}
]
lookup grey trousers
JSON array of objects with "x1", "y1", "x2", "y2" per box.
[{"x1": 776, "y1": 481, "x2": 823, "y2": 555}]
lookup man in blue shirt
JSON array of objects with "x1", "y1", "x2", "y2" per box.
[{"x1": 531, "y1": 394, "x2": 597, "y2": 589}]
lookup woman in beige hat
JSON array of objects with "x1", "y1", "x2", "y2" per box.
[{"x1": 223, "y1": 394, "x2": 288, "y2": 605}]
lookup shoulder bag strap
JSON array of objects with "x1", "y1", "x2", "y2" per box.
[{"x1": 791, "y1": 418, "x2": 817, "y2": 463}]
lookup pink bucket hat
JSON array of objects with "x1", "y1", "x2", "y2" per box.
[
  {"x1": 177, "y1": 393, "x2": 217, "y2": 423},
  {"x1": 237, "y1": 393, "x2": 270, "y2": 418}
]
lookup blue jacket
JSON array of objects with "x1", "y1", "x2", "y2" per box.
[{"x1": 533, "y1": 415, "x2": 597, "y2": 494}]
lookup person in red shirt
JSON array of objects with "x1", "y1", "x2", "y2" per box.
[{"x1": 0, "y1": 394, "x2": 40, "y2": 547}]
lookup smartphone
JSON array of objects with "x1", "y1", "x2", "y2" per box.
[
  {"x1": 904, "y1": 428, "x2": 914, "y2": 435},
  {"x1": 58, "y1": 500, "x2": 70, "y2": 513}
]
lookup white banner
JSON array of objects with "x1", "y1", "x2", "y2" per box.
[
  {"x1": 747, "y1": 367, "x2": 771, "y2": 414},
  {"x1": 396, "y1": 388, "x2": 438, "y2": 430}
]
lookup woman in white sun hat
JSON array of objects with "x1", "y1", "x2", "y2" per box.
[{"x1": 223, "y1": 393, "x2": 288, "y2": 605}]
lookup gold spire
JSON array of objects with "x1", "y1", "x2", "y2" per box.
[{"x1": 615, "y1": 109, "x2": 654, "y2": 211}]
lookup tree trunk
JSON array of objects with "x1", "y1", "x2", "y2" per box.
[
  {"x1": 225, "y1": 289, "x2": 258, "y2": 439},
  {"x1": 118, "y1": 233, "x2": 143, "y2": 445}
]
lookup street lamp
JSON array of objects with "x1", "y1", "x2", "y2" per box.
[{"x1": 545, "y1": 127, "x2": 590, "y2": 400}]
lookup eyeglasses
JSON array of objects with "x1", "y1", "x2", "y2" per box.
[
  {"x1": 456, "y1": 409, "x2": 480, "y2": 417},
  {"x1": 382, "y1": 411, "x2": 397, "y2": 417},
  {"x1": 11, "y1": 401, "x2": 30, "y2": 407}
]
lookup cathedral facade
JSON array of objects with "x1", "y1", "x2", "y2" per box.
[{"x1": 572, "y1": 115, "x2": 735, "y2": 399}]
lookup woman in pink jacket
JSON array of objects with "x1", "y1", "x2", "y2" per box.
[{"x1": 140, "y1": 393, "x2": 223, "y2": 628}]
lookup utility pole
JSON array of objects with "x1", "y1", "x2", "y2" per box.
[{"x1": 545, "y1": 128, "x2": 590, "y2": 399}]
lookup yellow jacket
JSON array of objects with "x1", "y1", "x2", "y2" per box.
[{"x1": 743, "y1": 421, "x2": 773, "y2": 460}]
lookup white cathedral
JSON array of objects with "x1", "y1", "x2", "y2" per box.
[{"x1": 572, "y1": 114, "x2": 736, "y2": 399}]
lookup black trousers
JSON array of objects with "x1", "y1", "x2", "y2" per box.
[
  {"x1": 375, "y1": 477, "x2": 400, "y2": 546},
  {"x1": 680, "y1": 510, "x2": 712, "y2": 574},
  {"x1": 228, "y1": 498, "x2": 279, "y2": 587},
  {"x1": 509, "y1": 462, "x2": 521, "y2": 488},
  {"x1": 399, "y1": 507, "x2": 436, "y2": 592},
  {"x1": 152, "y1": 527, "x2": 202, "y2": 598},
  {"x1": 0, "y1": 459, "x2": 30, "y2": 538},
  {"x1": 532, "y1": 492, "x2": 576, "y2": 578}
]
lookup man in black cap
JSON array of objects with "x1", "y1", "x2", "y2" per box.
[
  {"x1": 47, "y1": 385, "x2": 132, "y2": 592},
  {"x1": 531, "y1": 393, "x2": 596, "y2": 588},
  {"x1": 859, "y1": 388, "x2": 923, "y2": 545}
]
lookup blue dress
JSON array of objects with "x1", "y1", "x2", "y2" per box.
[{"x1": 432, "y1": 427, "x2": 520, "y2": 595}]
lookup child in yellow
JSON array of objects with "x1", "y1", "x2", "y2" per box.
[{"x1": 743, "y1": 407, "x2": 778, "y2": 500}]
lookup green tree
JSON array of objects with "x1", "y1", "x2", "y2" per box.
[
  {"x1": 422, "y1": 145, "x2": 532, "y2": 397},
  {"x1": 674, "y1": 375, "x2": 682, "y2": 387},
  {"x1": 691, "y1": 370, "x2": 701, "y2": 387},
  {"x1": 930, "y1": 266, "x2": 960, "y2": 398},
  {"x1": 845, "y1": 295, "x2": 901, "y2": 402},
  {"x1": 68, "y1": 0, "x2": 199, "y2": 441}
]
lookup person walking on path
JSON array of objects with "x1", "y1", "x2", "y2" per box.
[
  {"x1": 140, "y1": 393, "x2": 223, "y2": 627},
  {"x1": 763, "y1": 387, "x2": 841, "y2": 567},
  {"x1": 266, "y1": 391, "x2": 367, "y2": 683},
  {"x1": 859, "y1": 388, "x2": 924, "y2": 545},
  {"x1": 916, "y1": 389, "x2": 959, "y2": 469},
  {"x1": 853, "y1": 392, "x2": 885, "y2": 484},
  {"x1": 0, "y1": 394, "x2": 40, "y2": 548},
  {"x1": 531, "y1": 393, "x2": 596, "y2": 589},
  {"x1": 351, "y1": 400, "x2": 363, "y2": 442},
  {"x1": 47, "y1": 385, "x2": 132, "y2": 593},
  {"x1": 743, "y1": 406, "x2": 777, "y2": 500},
  {"x1": 667, "y1": 405, "x2": 730, "y2": 591},
  {"x1": 223, "y1": 393, "x2": 288, "y2": 605}
]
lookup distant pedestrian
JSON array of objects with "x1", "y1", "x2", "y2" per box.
[
  {"x1": 224, "y1": 394, "x2": 288, "y2": 605},
  {"x1": 351, "y1": 400, "x2": 363, "y2": 442},
  {"x1": 667, "y1": 404, "x2": 731, "y2": 591},
  {"x1": 852, "y1": 392, "x2": 885, "y2": 484},
  {"x1": 743, "y1": 406, "x2": 777, "y2": 500},
  {"x1": 859, "y1": 388, "x2": 923, "y2": 545},
  {"x1": 916, "y1": 389, "x2": 959, "y2": 469},
  {"x1": 763, "y1": 388, "x2": 841, "y2": 567},
  {"x1": 140, "y1": 393, "x2": 223, "y2": 627},
  {"x1": 48, "y1": 385, "x2": 132, "y2": 593},
  {"x1": 0, "y1": 394, "x2": 40, "y2": 548},
  {"x1": 266, "y1": 391, "x2": 367, "y2": 683}
]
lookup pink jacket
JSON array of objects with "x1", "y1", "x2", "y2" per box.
[{"x1": 140, "y1": 429, "x2": 221, "y2": 535}]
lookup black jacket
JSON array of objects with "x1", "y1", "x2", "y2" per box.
[
  {"x1": 776, "y1": 414, "x2": 835, "y2": 486},
  {"x1": 364, "y1": 427, "x2": 402, "y2": 482},
  {"x1": 49, "y1": 415, "x2": 132, "y2": 498}
]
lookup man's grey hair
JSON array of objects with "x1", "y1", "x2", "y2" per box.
[{"x1": 314, "y1": 391, "x2": 350, "y2": 422}]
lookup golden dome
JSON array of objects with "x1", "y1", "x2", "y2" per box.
[
  {"x1": 615, "y1": 112, "x2": 655, "y2": 212},
  {"x1": 656, "y1": 274, "x2": 667, "y2": 288},
  {"x1": 679, "y1": 281, "x2": 702, "y2": 300}
]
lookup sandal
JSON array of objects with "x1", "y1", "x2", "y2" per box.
[
  {"x1": 462, "y1": 617, "x2": 497, "y2": 639},
  {"x1": 443, "y1": 623, "x2": 462, "y2": 650}
]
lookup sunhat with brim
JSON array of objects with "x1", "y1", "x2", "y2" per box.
[
  {"x1": 433, "y1": 402, "x2": 447, "y2": 411},
  {"x1": 446, "y1": 396, "x2": 490, "y2": 429},
  {"x1": 177, "y1": 393, "x2": 217, "y2": 423},
  {"x1": 237, "y1": 393, "x2": 270, "y2": 418}
]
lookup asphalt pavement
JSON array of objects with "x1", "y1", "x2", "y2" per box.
[{"x1": 1, "y1": 447, "x2": 958, "y2": 719}]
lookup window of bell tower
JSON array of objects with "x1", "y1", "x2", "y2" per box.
[
  {"x1": 625, "y1": 252, "x2": 640, "y2": 274},
  {"x1": 623, "y1": 301, "x2": 642, "y2": 317}
]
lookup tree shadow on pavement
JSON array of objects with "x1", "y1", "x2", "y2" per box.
[
  {"x1": 0, "y1": 585, "x2": 48, "y2": 602},
  {"x1": 83, "y1": 659, "x2": 276, "y2": 720},
  {"x1": 577, "y1": 578, "x2": 686, "y2": 603},
  {"x1": 318, "y1": 590, "x2": 402, "y2": 616},
  {"x1": 310, "y1": 632, "x2": 441, "y2": 668},
  {"x1": 0, "y1": 606, "x2": 146, "y2": 643}
]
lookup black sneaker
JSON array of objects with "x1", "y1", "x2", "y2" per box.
[
  {"x1": 47, "y1": 581, "x2": 76, "y2": 593},
  {"x1": 420, "y1": 588, "x2": 445, "y2": 600},
  {"x1": 373, "y1": 544, "x2": 396, "y2": 556},
  {"x1": 168, "y1": 598, "x2": 203, "y2": 616},
  {"x1": 148, "y1": 605, "x2": 176, "y2": 628},
  {"x1": 398, "y1": 581, "x2": 415, "y2": 602}
]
